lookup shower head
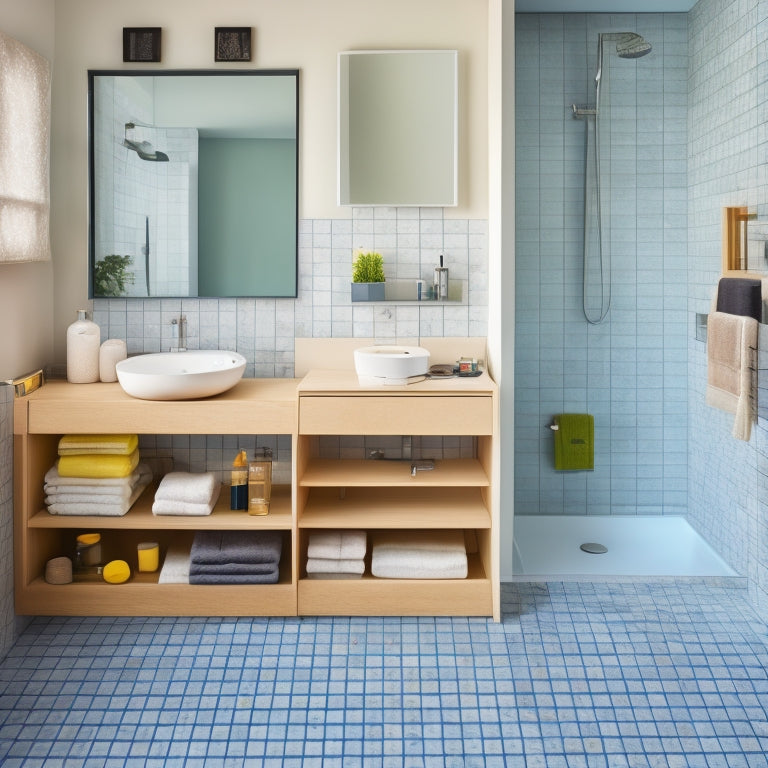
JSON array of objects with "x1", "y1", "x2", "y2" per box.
[
  {"x1": 123, "y1": 122, "x2": 169, "y2": 162},
  {"x1": 614, "y1": 33, "x2": 652, "y2": 59},
  {"x1": 596, "y1": 32, "x2": 652, "y2": 82}
]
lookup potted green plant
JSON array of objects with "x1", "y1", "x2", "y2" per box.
[
  {"x1": 351, "y1": 250, "x2": 385, "y2": 302},
  {"x1": 93, "y1": 254, "x2": 135, "y2": 297}
]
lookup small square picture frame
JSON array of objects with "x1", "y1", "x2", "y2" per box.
[
  {"x1": 215, "y1": 27, "x2": 252, "y2": 62},
  {"x1": 123, "y1": 27, "x2": 161, "y2": 63}
]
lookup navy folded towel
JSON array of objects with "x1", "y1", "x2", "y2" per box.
[
  {"x1": 716, "y1": 278, "x2": 762, "y2": 322},
  {"x1": 190, "y1": 530, "x2": 282, "y2": 566}
]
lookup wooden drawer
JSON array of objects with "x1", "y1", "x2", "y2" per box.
[{"x1": 299, "y1": 395, "x2": 493, "y2": 435}]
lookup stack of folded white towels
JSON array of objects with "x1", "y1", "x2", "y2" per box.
[
  {"x1": 306, "y1": 530, "x2": 367, "y2": 579},
  {"x1": 152, "y1": 471, "x2": 221, "y2": 516},
  {"x1": 371, "y1": 530, "x2": 468, "y2": 579},
  {"x1": 45, "y1": 434, "x2": 152, "y2": 516}
]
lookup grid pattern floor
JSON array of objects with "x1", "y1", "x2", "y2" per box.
[{"x1": 1, "y1": 582, "x2": 767, "y2": 767}]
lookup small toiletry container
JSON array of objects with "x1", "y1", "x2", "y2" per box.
[
  {"x1": 99, "y1": 339, "x2": 127, "y2": 382},
  {"x1": 74, "y1": 533, "x2": 102, "y2": 575},
  {"x1": 248, "y1": 447, "x2": 273, "y2": 515},
  {"x1": 137, "y1": 542, "x2": 159, "y2": 572},
  {"x1": 434, "y1": 256, "x2": 449, "y2": 301}
]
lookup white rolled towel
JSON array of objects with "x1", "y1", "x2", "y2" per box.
[
  {"x1": 371, "y1": 530, "x2": 468, "y2": 579},
  {"x1": 306, "y1": 557, "x2": 365, "y2": 575},
  {"x1": 307, "y1": 530, "x2": 367, "y2": 561}
]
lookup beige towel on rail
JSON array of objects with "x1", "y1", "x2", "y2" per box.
[{"x1": 706, "y1": 311, "x2": 758, "y2": 441}]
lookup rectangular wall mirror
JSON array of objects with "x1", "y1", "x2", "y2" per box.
[
  {"x1": 338, "y1": 50, "x2": 458, "y2": 207},
  {"x1": 88, "y1": 70, "x2": 298, "y2": 298}
]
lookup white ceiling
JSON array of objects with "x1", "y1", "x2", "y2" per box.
[{"x1": 515, "y1": 1, "x2": 696, "y2": 11}]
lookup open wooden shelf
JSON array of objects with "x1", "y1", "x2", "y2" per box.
[
  {"x1": 298, "y1": 554, "x2": 491, "y2": 616},
  {"x1": 299, "y1": 458, "x2": 489, "y2": 487},
  {"x1": 299, "y1": 487, "x2": 491, "y2": 528},
  {"x1": 15, "y1": 365, "x2": 499, "y2": 619},
  {"x1": 29, "y1": 484, "x2": 293, "y2": 530}
]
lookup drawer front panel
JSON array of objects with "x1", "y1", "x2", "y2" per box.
[{"x1": 300, "y1": 396, "x2": 492, "y2": 435}]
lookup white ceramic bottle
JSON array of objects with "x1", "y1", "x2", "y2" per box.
[{"x1": 66, "y1": 309, "x2": 100, "y2": 383}]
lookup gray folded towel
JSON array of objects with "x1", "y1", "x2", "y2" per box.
[
  {"x1": 189, "y1": 568, "x2": 279, "y2": 585},
  {"x1": 190, "y1": 530, "x2": 283, "y2": 566},
  {"x1": 189, "y1": 562, "x2": 279, "y2": 576}
]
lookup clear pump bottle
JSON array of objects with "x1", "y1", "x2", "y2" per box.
[{"x1": 248, "y1": 448, "x2": 273, "y2": 515}]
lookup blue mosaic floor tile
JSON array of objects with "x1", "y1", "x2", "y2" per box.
[{"x1": 0, "y1": 583, "x2": 767, "y2": 767}]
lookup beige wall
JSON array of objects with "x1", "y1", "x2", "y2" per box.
[
  {"x1": 51, "y1": 0, "x2": 489, "y2": 362},
  {"x1": 0, "y1": 0, "x2": 55, "y2": 381}
]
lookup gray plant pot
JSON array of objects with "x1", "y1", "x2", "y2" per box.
[{"x1": 351, "y1": 282, "x2": 386, "y2": 302}]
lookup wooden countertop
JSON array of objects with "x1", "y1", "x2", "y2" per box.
[
  {"x1": 15, "y1": 378, "x2": 300, "y2": 435},
  {"x1": 297, "y1": 369, "x2": 496, "y2": 396}
]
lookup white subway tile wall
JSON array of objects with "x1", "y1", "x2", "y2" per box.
[{"x1": 515, "y1": 13, "x2": 689, "y2": 518}]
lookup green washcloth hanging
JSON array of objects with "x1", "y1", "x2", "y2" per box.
[{"x1": 553, "y1": 413, "x2": 594, "y2": 471}]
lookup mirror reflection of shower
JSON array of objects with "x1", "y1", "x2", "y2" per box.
[
  {"x1": 123, "y1": 122, "x2": 169, "y2": 162},
  {"x1": 571, "y1": 32, "x2": 652, "y2": 324}
]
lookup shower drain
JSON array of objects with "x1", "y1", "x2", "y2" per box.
[{"x1": 580, "y1": 542, "x2": 608, "y2": 554}]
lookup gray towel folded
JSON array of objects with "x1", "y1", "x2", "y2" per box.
[
  {"x1": 189, "y1": 568, "x2": 279, "y2": 585},
  {"x1": 189, "y1": 562, "x2": 279, "y2": 576},
  {"x1": 190, "y1": 530, "x2": 283, "y2": 566}
]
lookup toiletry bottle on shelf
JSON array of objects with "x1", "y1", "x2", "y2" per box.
[
  {"x1": 73, "y1": 533, "x2": 102, "y2": 575},
  {"x1": 248, "y1": 447, "x2": 273, "y2": 515},
  {"x1": 434, "y1": 254, "x2": 449, "y2": 301},
  {"x1": 67, "y1": 309, "x2": 100, "y2": 383},
  {"x1": 230, "y1": 450, "x2": 248, "y2": 510}
]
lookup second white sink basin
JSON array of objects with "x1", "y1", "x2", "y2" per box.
[
  {"x1": 354, "y1": 345, "x2": 430, "y2": 385},
  {"x1": 115, "y1": 350, "x2": 246, "y2": 400}
]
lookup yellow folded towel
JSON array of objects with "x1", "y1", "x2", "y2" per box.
[
  {"x1": 57, "y1": 448, "x2": 140, "y2": 478},
  {"x1": 58, "y1": 434, "x2": 138, "y2": 456}
]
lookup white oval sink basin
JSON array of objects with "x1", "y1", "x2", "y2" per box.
[{"x1": 115, "y1": 351, "x2": 246, "y2": 400}]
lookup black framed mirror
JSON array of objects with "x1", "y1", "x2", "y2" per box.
[{"x1": 88, "y1": 69, "x2": 299, "y2": 298}]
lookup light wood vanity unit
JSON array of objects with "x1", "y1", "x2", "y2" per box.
[
  {"x1": 13, "y1": 379, "x2": 299, "y2": 617},
  {"x1": 296, "y1": 369, "x2": 499, "y2": 621},
  {"x1": 14, "y1": 365, "x2": 499, "y2": 620}
]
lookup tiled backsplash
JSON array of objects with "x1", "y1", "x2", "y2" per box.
[{"x1": 93, "y1": 211, "x2": 488, "y2": 378}]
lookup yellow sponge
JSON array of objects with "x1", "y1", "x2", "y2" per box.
[{"x1": 102, "y1": 559, "x2": 130, "y2": 584}]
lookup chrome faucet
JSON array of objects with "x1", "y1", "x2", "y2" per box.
[{"x1": 170, "y1": 315, "x2": 187, "y2": 352}]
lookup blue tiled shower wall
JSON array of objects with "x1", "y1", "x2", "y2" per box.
[
  {"x1": 515, "y1": 13, "x2": 689, "y2": 518},
  {"x1": 687, "y1": 0, "x2": 768, "y2": 618}
]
